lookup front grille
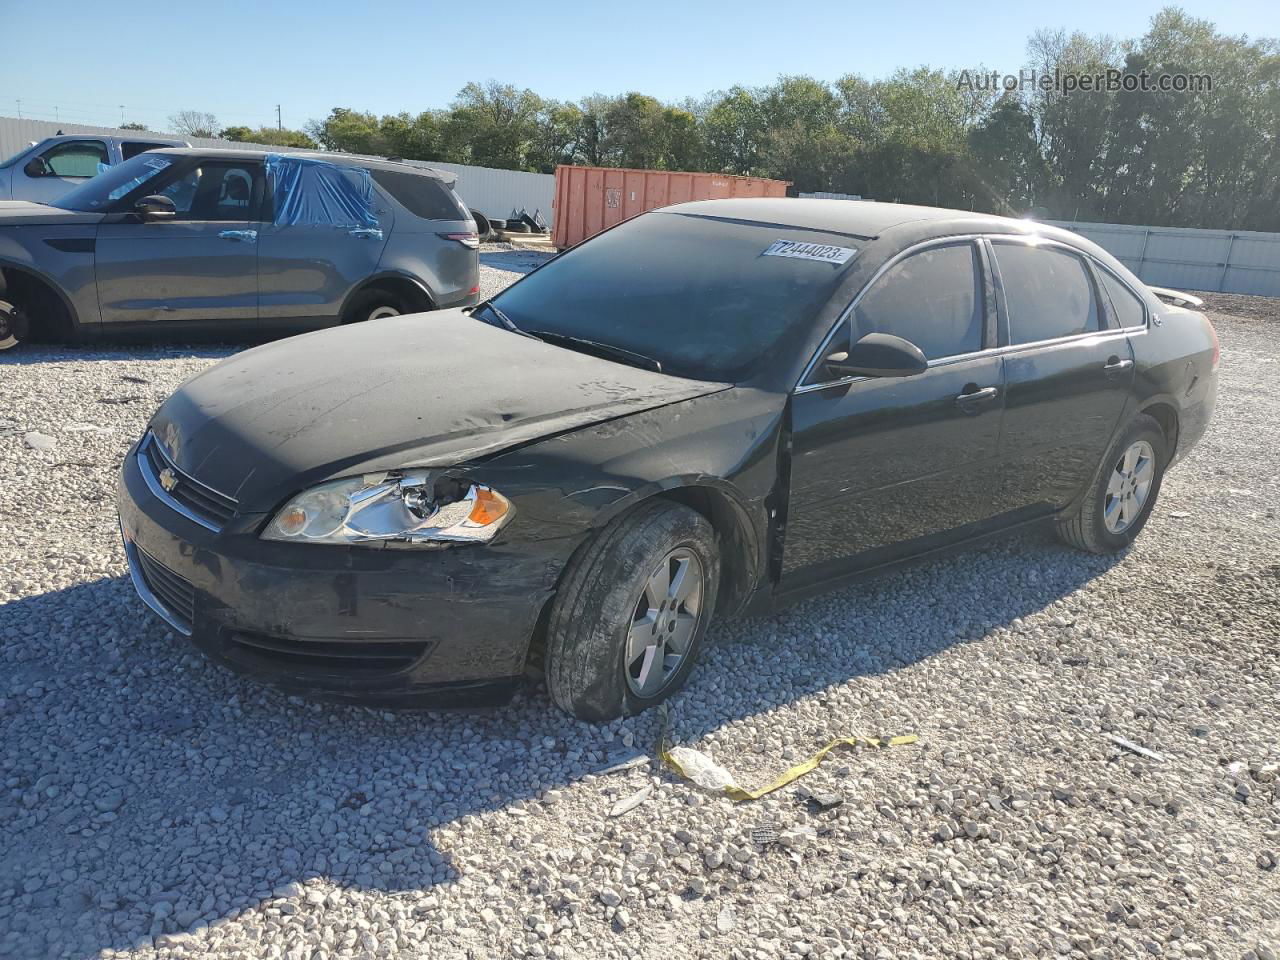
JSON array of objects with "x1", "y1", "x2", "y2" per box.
[
  {"x1": 227, "y1": 631, "x2": 430, "y2": 677},
  {"x1": 139, "y1": 433, "x2": 238, "y2": 531},
  {"x1": 129, "y1": 543, "x2": 196, "y2": 634}
]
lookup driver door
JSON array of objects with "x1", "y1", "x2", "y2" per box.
[
  {"x1": 782, "y1": 241, "x2": 1006, "y2": 589},
  {"x1": 14, "y1": 139, "x2": 108, "y2": 203},
  {"x1": 95, "y1": 159, "x2": 264, "y2": 327}
]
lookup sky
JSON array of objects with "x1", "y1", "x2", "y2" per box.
[{"x1": 1, "y1": 0, "x2": 1276, "y2": 134}]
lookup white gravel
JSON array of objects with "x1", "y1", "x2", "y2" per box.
[{"x1": 2, "y1": 269, "x2": 1278, "y2": 960}]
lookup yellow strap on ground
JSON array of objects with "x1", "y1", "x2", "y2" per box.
[{"x1": 661, "y1": 734, "x2": 918, "y2": 803}]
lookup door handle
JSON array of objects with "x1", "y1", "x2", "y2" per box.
[
  {"x1": 1103, "y1": 356, "x2": 1134, "y2": 376},
  {"x1": 955, "y1": 385, "x2": 999, "y2": 412},
  {"x1": 218, "y1": 230, "x2": 257, "y2": 243},
  {"x1": 348, "y1": 228, "x2": 383, "y2": 240}
]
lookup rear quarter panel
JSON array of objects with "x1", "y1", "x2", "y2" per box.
[{"x1": 1130, "y1": 301, "x2": 1218, "y2": 465}]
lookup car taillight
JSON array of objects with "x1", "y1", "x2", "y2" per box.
[
  {"x1": 440, "y1": 232, "x2": 479, "y2": 250},
  {"x1": 1205, "y1": 315, "x2": 1220, "y2": 370}
]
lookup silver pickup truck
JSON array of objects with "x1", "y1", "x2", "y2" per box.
[{"x1": 0, "y1": 134, "x2": 189, "y2": 203}]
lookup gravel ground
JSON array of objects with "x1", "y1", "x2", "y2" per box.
[{"x1": 2, "y1": 265, "x2": 1278, "y2": 960}]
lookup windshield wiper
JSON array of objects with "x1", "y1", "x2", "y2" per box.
[
  {"x1": 472, "y1": 301, "x2": 538, "y2": 339},
  {"x1": 528, "y1": 331, "x2": 663, "y2": 373}
]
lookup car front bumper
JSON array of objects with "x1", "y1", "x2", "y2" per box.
[{"x1": 116, "y1": 441, "x2": 559, "y2": 707}]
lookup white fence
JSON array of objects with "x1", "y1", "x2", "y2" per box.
[
  {"x1": 1044, "y1": 219, "x2": 1279, "y2": 297},
  {"x1": 0, "y1": 115, "x2": 555, "y2": 226}
]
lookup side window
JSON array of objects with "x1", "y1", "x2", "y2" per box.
[
  {"x1": 369, "y1": 169, "x2": 465, "y2": 220},
  {"x1": 156, "y1": 163, "x2": 263, "y2": 221},
  {"x1": 39, "y1": 140, "x2": 108, "y2": 178},
  {"x1": 993, "y1": 243, "x2": 1100, "y2": 345},
  {"x1": 851, "y1": 243, "x2": 984, "y2": 361},
  {"x1": 121, "y1": 142, "x2": 169, "y2": 161},
  {"x1": 1098, "y1": 268, "x2": 1146, "y2": 329}
]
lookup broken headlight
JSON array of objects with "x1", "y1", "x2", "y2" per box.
[{"x1": 262, "y1": 472, "x2": 512, "y2": 546}]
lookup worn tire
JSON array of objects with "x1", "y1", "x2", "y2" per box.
[
  {"x1": 1055, "y1": 413, "x2": 1167, "y2": 554},
  {"x1": 545, "y1": 500, "x2": 719, "y2": 721},
  {"x1": 343, "y1": 289, "x2": 408, "y2": 324},
  {"x1": 0, "y1": 299, "x2": 28, "y2": 351}
]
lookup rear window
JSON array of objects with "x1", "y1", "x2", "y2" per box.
[
  {"x1": 490, "y1": 211, "x2": 860, "y2": 382},
  {"x1": 993, "y1": 242, "x2": 1100, "y2": 345},
  {"x1": 369, "y1": 169, "x2": 465, "y2": 221},
  {"x1": 121, "y1": 141, "x2": 171, "y2": 161}
]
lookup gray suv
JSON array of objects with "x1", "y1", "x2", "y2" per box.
[{"x1": 0, "y1": 148, "x2": 479, "y2": 350}]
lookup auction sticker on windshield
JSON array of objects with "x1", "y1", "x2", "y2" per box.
[{"x1": 762, "y1": 239, "x2": 857, "y2": 265}]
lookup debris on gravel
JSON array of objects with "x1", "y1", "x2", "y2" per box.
[{"x1": 2, "y1": 273, "x2": 1278, "y2": 959}]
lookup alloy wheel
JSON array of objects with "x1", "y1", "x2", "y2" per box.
[
  {"x1": 1103, "y1": 439, "x2": 1156, "y2": 534},
  {"x1": 625, "y1": 547, "x2": 704, "y2": 697}
]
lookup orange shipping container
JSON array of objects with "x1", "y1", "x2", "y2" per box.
[{"x1": 552, "y1": 165, "x2": 791, "y2": 250}]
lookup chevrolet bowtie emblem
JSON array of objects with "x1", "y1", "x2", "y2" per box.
[{"x1": 158, "y1": 467, "x2": 179, "y2": 493}]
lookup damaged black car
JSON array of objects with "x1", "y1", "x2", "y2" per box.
[{"x1": 116, "y1": 198, "x2": 1218, "y2": 719}]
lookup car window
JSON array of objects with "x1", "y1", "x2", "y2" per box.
[
  {"x1": 156, "y1": 162, "x2": 262, "y2": 221},
  {"x1": 851, "y1": 243, "x2": 983, "y2": 361},
  {"x1": 1097, "y1": 268, "x2": 1146, "y2": 329},
  {"x1": 368, "y1": 169, "x2": 465, "y2": 221},
  {"x1": 121, "y1": 141, "x2": 170, "y2": 161},
  {"x1": 994, "y1": 243, "x2": 1100, "y2": 345},
  {"x1": 39, "y1": 140, "x2": 108, "y2": 178}
]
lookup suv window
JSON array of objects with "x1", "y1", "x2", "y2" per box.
[
  {"x1": 994, "y1": 243, "x2": 1099, "y2": 345},
  {"x1": 1097, "y1": 267, "x2": 1146, "y2": 329},
  {"x1": 369, "y1": 169, "x2": 465, "y2": 221},
  {"x1": 40, "y1": 140, "x2": 108, "y2": 178},
  {"x1": 121, "y1": 141, "x2": 171, "y2": 161},
  {"x1": 156, "y1": 162, "x2": 263, "y2": 221},
  {"x1": 851, "y1": 242, "x2": 984, "y2": 361}
]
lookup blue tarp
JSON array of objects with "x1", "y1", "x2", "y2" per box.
[{"x1": 265, "y1": 154, "x2": 379, "y2": 230}]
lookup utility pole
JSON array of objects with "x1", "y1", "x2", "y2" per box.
[
  {"x1": 120, "y1": 105, "x2": 125, "y2": 125},
  {"x1": 276, "y1": 104, "x2": 282, "y2": 131},
  {"x1": 16, "y1": 99, "x2": 21, "y2": 119}
]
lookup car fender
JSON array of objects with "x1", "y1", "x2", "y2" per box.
[{"x1": 0, "y1": 253, "x2": 88, "y2": 332}]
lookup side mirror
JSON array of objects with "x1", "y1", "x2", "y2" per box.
[
  {"x1": 825, "y1": 332, "x2": 928, "y2": 379},
  {"x1": 134, "y1": 195, "x2": 177, "y2": 222},
  {"x1": 23, "y1": 157, "x2": 50, "y2": 178}
]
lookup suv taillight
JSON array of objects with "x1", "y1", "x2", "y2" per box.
[{"x1": 440, "y1": 232, "x2": 479, "y2": 250}]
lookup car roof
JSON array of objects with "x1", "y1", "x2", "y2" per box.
[
  {"x1": 144, "y1": 148, "x2": 456, "y2": 183},
  {"x1": 663, "y1": 197, "x2": 1056, "y2": 240}
]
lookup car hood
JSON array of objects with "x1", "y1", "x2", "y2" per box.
[
  {"x1": 0, "y1": 200, "x2": 104, "y2": 226},
  {"x1": 150, "y1": 310, "x2": 730, "y2": 512}
]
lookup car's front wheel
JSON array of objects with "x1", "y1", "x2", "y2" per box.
[
  {"x1": 0, "y1": 299, "x2": 30, "y2": 351},
  {"x1": 545, "y1": 500, "x2": 719, "y2": 720},
  {"x1": 1056, "y1": 413, "x2": 1167, "y2": 553}
]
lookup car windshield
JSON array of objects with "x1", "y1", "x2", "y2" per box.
[
  {"x1": 489, "y1": 212, "x2": 861, "y2": 382},
  {"x1": 50, "y1": 153, "x2": 177, "y2": 211}
]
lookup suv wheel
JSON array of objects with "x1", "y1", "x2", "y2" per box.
[
  {"x1": 544, "y1": 501, "x2": 719, "y2": 721},
  {"x1": 1055, "y1": 413, "x2": 1167, "y2": 554},
  {"x1": 344, "y1": 289, "x2": 407, "y2": 325},
  {"x1": 0, "y1": 299, "x2": 30, "y2": 351}
]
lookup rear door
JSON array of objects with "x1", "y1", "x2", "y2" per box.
[
  {"x1": 256, "y1": 162, "x2": 392, "y2": 326},
  {"x1": 95, "y1": 158, "x2": 264, "y2": 326},
  {"x1": 987, "y1": 238, "x2": 1134, "y2": 519}
]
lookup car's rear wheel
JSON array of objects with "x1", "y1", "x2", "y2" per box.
[
  {"x1": 1055, "y1": 413, "x2": 1167, "y2": 553},
  {"x1": 544, "y1": 500, "x2": 719, "y2": 720},
  {"x1": 343, "y1": 289, "x2": 407, "y2": 325},
  {"x1": 0, "y1": 299, "x2": 29, "y2": 351}
]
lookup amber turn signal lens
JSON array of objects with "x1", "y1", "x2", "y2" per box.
[
  {"x1": 467, "y1": 488, "x2": 509, "y2": 526},
  {"x1": 276, "y1": 507, "x2": 307, "y2": 535}
]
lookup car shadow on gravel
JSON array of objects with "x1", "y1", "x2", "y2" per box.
[{"x1": 3, "y1": 525, "x2": 1120, "y2": 957}]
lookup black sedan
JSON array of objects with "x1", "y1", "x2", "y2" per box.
[{"x1": 116, "y1": 198, "x2": 1218, "y2": 720}]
